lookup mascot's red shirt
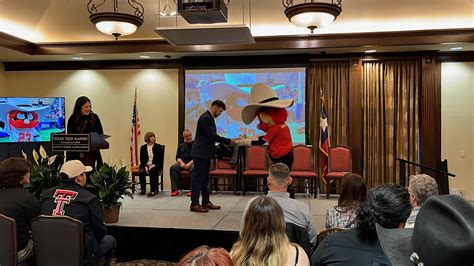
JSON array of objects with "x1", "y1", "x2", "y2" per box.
[{"x1": 262, "y1": 124, "x2": 292, "y2": 159}]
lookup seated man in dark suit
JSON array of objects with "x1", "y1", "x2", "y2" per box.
[{"x1": 169, "y1": 129, "x2": 194, "y2": 196}]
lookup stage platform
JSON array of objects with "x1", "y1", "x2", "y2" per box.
[{"x1": 107, "y1": 191, "x2": 337, "y2": 262}]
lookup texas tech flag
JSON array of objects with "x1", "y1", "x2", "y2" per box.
[{"x1": 319, "y1": 96, "x2": 330, "y2": 184}]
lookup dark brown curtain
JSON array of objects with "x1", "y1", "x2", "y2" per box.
[
  {"x1": 307, "y1": 60, "x2": 349, "y2": 183},
  {"x1": 362, "y1": 60, "x2": 420, "y2": 187}
]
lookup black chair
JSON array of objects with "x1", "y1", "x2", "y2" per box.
[
  {"x1": 131, "y1": 144, "x2": 165, "y2": 193},
  {"x1": 31, "y1": 215, "x2": 83, "y2": 266},
  {"x1": 285, "y1": 222, "x2": 312, "y2": 258},
  {"x1": 0, "y1": 214, "x2": 17, "y2": 266}
]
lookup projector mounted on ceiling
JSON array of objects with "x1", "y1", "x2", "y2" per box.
[
  {"x1": 155, "y1": 25, "x2": 255, "y2": 46},
  {"x1": 178, "y1": 0, "x2": 228, "y2": 24}
]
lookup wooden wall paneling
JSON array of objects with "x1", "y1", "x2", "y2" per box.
[
  {"x1": 348, "y1": 57, "x2": 363, "y2": 175},
  {"x1": 420, "y1": 55, "x2": 443, "y2": 189}
]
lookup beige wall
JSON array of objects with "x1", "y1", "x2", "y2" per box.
[
  {"x1": 0, "y1": 68, "x2": 179, "y2": 190},
  {"x1": 441, "y1": 62, "x2": 474, "y2": 200}
]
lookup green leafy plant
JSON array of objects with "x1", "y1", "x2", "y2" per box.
[
  {"x1": 24, "y1": 146, "x2": 63, "y2": 199},
  {"x1": 89, "y1": 163, "x2": 133, "y2": 209}
]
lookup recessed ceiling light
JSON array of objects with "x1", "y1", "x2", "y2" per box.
[
  {"x1": 139, "y1": 55, "x2": 151, "y2": 59},
  {"x1": 364, "y1": 49, "x2": 377, "y2": 53},
  {"x1": 450, "y1": 47, "x2": 463, "y2": 51},
  {"x1": 72, "y1": 57, "x2": 83, "y2": 60}
]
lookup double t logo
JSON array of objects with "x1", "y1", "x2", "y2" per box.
[{"x1": 51, "y1": 189, "x2": 78, "y2": 216}]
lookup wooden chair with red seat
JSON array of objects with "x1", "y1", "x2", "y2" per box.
[
  {"x1": 209, "y1": 157, "x2": 238, "y2": 194},
  {"x1": 179, "y1": 169, "x2": 192, "y2": 192},
  {"x1": 242, "y1": 145, "x2": 269, "y2": 196},
  {"x1": 325, "y1": 145, "x2": 352, "y2": 198},
  {"x1": 290, "y1": 144, "x2": 318, "y2": 198}
]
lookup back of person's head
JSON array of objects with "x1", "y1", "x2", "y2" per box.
[
  {"x1": 178, "y1": 245, "x2": 234, "y2": 266},
  {"x1": 231, "y1": 196, "x2": 289, "y2": 265},
  {"x1": 268, "y1": 163, "x2": 290, "y2": 188},
  {"x1": 143, "y1": 131, "x2": 155, "y2": 143},
  {"x1": 408, "y1": 174, "x2": 438, "y2": 206},
  {"x1": 356, "y1": 184, "x2": 411, "y2": 240},
  {"x1": 211, "y1": 100, "x2": 226, "y2": 111},
  {"x1": 73, "y1": 96, "x2": 91, "y2": 115},
  {"x1": 0, "y1": 157, "x2": 31, "y2": 188},
  {"x1": 337, "y1": 173, "x2": 367, "y2": 212}
]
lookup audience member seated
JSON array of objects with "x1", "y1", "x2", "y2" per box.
[
  {"x1": 232, "y1": 196, "x2": 310, "y2": 265},
  {"x1": 177, "y1": 245, "x2": 234, "y2": 266},
  {"x1": 139, "y1": 131, "x2": 164, "y2": 196},
  {"x1": 241, "y1": 163, "x2": 317, "y2": 250},
  {"x1": 0, "y1": 157, "x2": 39, "y2": 262},
  {"x1": 376, "y1": 195, "x2": 474, "y2": 266},
  {"x1": 312, "y1": 184, "x2": 411, "y2": 266},
  {"x1": 325, "y1": 173, "x2": 367, "y2": 229},
  {"x1": 405, "y1": 174, "x2": 438, "y2": 228},
  {"x1": 39, "y1": 160, "x2": 116, "y2": 266},
  {"x1": 170, "y1": 129, "x2": 194, "y2": 197}
]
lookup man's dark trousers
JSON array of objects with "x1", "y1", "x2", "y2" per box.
[{"x1": 191, "y1": 157, "x2": 211, "y2": 206}]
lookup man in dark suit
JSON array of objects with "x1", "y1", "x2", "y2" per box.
[{"x1": 190, "y1": 100, "x2": 237, "y2": 212}]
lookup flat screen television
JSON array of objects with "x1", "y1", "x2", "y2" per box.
[
  {"x1": 185, "y1": 68, "x2": 306, "y2": 143},
  {"x1": 0, "y1": 97, "x2": 65, "y2": 143}
]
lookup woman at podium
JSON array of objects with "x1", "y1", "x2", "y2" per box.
[{"x1": 66, "y1": 96, "x2": 104, "y2": 169}]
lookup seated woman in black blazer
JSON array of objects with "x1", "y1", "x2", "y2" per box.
[{"x1": 139, "y1": 132, "x2": 164, "y2": 196}]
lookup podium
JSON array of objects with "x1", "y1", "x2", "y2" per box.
[{"x1": 51, "y1": 133, "x2": 110, "y2": 168}]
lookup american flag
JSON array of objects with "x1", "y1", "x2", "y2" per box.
[
  {"x1": 319, "y1": 94, "x2": 330, "y2": 184},
  {"x1": 130, "y1": 88, "x2": 141, "y2": 169}
]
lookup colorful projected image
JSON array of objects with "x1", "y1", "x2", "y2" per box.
[
  {"x1": 0, "y1": 97, "x2": 65, "y2": 143},
  {"x1": 185, "y1": 68, "x2": 306, "y2": 143}
]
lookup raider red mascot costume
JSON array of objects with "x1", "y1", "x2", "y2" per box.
[
  {"x1": 238, "y1": 83, "x2": 295, "y2": 197},
  {"x1": 0, "y1": 99, "x2": 49, "y2": 142}
]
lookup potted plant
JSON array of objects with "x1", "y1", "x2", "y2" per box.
[
  {"x1": 24, "y1": 146, "x2": 63, "y2": 199},
  {"x1": 89, "y1": 162, "x2": 133, "y2": 223}
]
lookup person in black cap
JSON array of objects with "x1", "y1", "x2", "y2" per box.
[{"x1": 376, "y1": 194, "x2": 474, "y2": 266}]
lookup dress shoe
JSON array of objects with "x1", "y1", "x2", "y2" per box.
[
  {"x1": 202, "y1": 203, "x2": 221, "y2": 210},
  {"x1": 190, "y1": 204, "x2": 208, "y2": 213},
  {"x1": 186, "y1": 191, "x2": 192, "y2": 197},
  {"x1": 170, "y1": 191, "x2": 179, "y2": 197},
  {"x1": 139, "y1": 191, "x2": 146, "y2": 195},
  {"x1": 147, "y1": 192, "x2": 155, "y2": 197}
]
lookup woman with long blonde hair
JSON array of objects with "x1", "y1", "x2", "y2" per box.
[{"x1": 231, "y1": 196, "x2": 309, "y2": 265}]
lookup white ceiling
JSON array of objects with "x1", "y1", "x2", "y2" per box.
[
  {"x1": 1, "y1": 0, "x2": 473, "y2": 42},
  {"x1": 0, "y1": 0, "x2": 473, "y2": 61}
]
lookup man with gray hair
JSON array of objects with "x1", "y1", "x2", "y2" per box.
[
  {"x1": 241, "y1": 163, "x2": 317, "y2": 249},
  {"x1": 405, "y1": 174, "x2": 438, "y2": 228}
]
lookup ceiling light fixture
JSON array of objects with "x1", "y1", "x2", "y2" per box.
[
  {"x1": 282, "y1": 0, "x2": 342, "y2": 34},
  {"x1": 87, "y1": 0, "x2": 144, "y2": 40},
  {"x1": 364, "y1": 49, "x2": 377, "y2": 53},
  {"x1": 139, "y1": 55, "x2": 151, "y2": 59},
  {"x1": 72, "y1": 57, "x2": 83, "y2": 60},
  {"x1": 450, "y1": 47, "x2": 463, "y2": 51}
]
